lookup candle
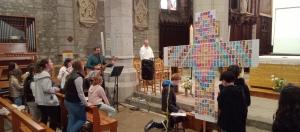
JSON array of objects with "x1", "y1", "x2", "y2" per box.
[{"x1": 189, "y1": 25, "x2": 193, "y2": 45}]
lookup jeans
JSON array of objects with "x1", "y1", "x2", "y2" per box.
[
  {"x1": 13, "y1": 96, "x2": 22, "y2": 106},
  {"x1": 27, "y1": 102, "x2": 41, "y2": 120},
  {"x1": 98, "y1": 104, "x2": 115, "y2": 118},
  {"x1": 37, "y1": 105, "x2": 58, "y2": 131},
  {"x1": 64, "y1": 100, "x2": 87, "y2": 132}
]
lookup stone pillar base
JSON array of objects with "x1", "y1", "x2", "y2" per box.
[{"x1": 103, "y1": 67, "x2": 138, "y2": 102}]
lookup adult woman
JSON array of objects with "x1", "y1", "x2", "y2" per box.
[
  {"x1": 272, "y1": 84, "x2": 300, "y2": 132},
  {"x1": 64, "y1": 60, "x2": 90, "y2": 132},
  {"x1": 57, "y1": 58, "x2": 73, "y2": 89},
  {"x1": 34, "y1": 58, "x2": 60, "y2": 131}
]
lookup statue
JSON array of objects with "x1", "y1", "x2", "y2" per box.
[
  {"x1": 240, "y1": 0, "x2": 248, "y2": 13},
  {"x1": 133, "y1": 0, "x2": 148, "y2": 30},
  {"x1": 78, "y1": 0, "x2": 98, "y2": 27}
]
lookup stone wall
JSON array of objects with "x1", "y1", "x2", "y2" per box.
[
  {"x1": 132, "y1": 0, "x2": 193, "y2": 58},
  {"x1": 73, "y1": 0, "x2": 105, "y2": 59},
  {"x1": 0, "y1": 0, "x2": 59, "y2": 62}
]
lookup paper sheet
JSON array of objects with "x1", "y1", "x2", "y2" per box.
[
  {"x1": 85, "y1": 70, "x2": 101, "y2": 79},
  {"x1": 170, "y1": 112, "x2": 187, "y2": 116}
]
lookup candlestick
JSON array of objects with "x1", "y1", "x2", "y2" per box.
[{"x1": 189, "y1": 25, "x2": 193, "y2": 45}]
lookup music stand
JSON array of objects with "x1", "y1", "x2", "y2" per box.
[{"x1": 111, "y1": 66, "x2": 125, "y2": 112}]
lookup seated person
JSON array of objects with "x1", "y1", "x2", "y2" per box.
[
  {"x1": 217, "y1": 71, "x2": 247, "y2": 132},
  {"x1": 144, "y1": 73, "x2": 188, "y2": 131},
  {"x1": 88, "y1": 76, "x2": 115, "y2": 118}
]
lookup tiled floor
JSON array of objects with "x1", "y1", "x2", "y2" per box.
[{"x1": 4, "y1": 104, "x2": 270, "y2": 132}]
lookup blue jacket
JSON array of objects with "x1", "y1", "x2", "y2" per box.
[{"x1": 161, "y1": 80, "x2": 180, "y2": 112}]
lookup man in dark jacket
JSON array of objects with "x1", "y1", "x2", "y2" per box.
[
  {"x1": 217, "y1": 71, "x2": 247, "y2": 132},
  {"x1": 144, "y1": 73, "x2": 188, "y2": 131}
]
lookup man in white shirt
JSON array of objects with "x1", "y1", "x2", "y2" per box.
[{"x1": 139, "y1": 39, "x2": 154, "y2": 60}]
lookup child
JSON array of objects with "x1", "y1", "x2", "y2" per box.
[
  {"x1": 9, "y1": 68, "x2": 23, "y2": 106},
  {"x1": 217, "y1": 71, "x2": 247, "y2": 132},
  {"x1": 88, "y1": 76, "x2": 115, "y2": 118},
  {"x1": 21, "y1": 63, "x2": 35, "y2": 85},
  {"x1": 8, "y1": 62, "x2": 18, "y2": 79},
  {"x1": 219, "y1": 65, "x2": 251, "y2": 107},
  {"x1": 272, "y1": 83, "x2": 300, "y2": 132},
  {"x1": 144, "y1": 73, "x2": 187, "y2": 131},
  {"x1": 24, "y1": 65, "x2": 41, "y2": 120}
]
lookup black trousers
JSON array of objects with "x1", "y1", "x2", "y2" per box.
[
  {"x1": 169, "y1": 116, "x2": 188, "y2": 128},
  {"x1": 37, "y1": 105, "x2": 59, "y2": 131}
]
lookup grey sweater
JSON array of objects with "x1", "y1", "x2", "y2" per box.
[
  {"x1": 34, "y1": 71, "x2": 59, "y2": 106},
  {"x1": 74, "y1": 77, "x2": 88, "y2": 106}
]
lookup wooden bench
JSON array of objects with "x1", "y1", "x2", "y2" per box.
[
  {"x1": 0, "y1": 97, "x2": 54, "y2": 132},
  {"x1": 56, "y1": 93, "x2": 118, "y2": 132},
  {"x1": 182, "y1": 112, "x2": 216, "y2": 132}
]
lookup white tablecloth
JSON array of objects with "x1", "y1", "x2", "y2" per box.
[{"x1": 259, "y1": 56, "x2": 300, "y2": 65}]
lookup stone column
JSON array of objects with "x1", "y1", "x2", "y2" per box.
[
  {"x1": 104, "y1": 0, "x2": 138, "y2": 101},
  {"x1": 57, "y1": 0, "x2": 75, "y2": 62}
]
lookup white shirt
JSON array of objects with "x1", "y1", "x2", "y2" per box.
[
  {"x1": 57, "y1": 66, "x2": 73, "y2": 89},
  {"x1": 139, "y1": 45, "x2": 154, "y2": 60}
]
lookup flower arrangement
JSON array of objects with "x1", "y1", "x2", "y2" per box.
[
  {"x1": 181, "y1": 77, "x2": 192, "y2": 90},
  {"x1": 271, "y1": 75, "x2": 287, "y2": 92}
]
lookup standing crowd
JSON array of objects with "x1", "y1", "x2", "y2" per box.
[{"x1": 8, "y1": 56, "x2": 115, "y2": 132}]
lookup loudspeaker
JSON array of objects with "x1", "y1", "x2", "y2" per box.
[{"x1": 141, "y1": 59, "x2": 154, "y2": 80}]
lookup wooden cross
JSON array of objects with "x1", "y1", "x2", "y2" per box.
[{"x1": 163, "y1": 10, "x2": 259, "y2": 123}]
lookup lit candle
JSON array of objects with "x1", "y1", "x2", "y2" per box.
[{"x1": 189, "y1": 25, "x2": 193, "y2": 45}]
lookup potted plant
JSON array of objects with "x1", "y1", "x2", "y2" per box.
[
  {"x1": 181, "y1": 77, "x2": 192, "y2": 97},
  {"x1": 271, "y1": 75, "x2": 287, "y2": 92}
]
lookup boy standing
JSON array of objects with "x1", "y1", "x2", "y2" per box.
[{"x1": 217, "y1": 71, "x2": 247, "y2": 132}]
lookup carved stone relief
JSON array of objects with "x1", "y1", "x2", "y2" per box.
[
  {"x1": 133, "y1": 0, "x2": 148, "y2": 30},
  {"x1": 78, "y1": 0, "x2": 98, "y2": 27},
  {"x1": 240, "y1": 0, "x2": 248, "y2": 13}
]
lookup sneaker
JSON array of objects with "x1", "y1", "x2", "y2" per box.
[
  {"x1": 161, "y1": 120, "x2": 167, "y2": 130},
  {"x1": 144, "y1": 120, "x2": 154, "y2": 132}
]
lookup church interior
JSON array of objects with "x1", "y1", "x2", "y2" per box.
[{"x1": 0, "y1": 0, "x2": 299, "y2": 132}]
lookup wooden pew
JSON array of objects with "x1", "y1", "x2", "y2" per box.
[
  {"x1": 56, "y1": 93, "x2": 118, "y2": 132},
  {"x1": 0, "y1": 98, "x2": 54, "y2": 132},
  {"x1": 86, "y1": 105, "x2": 117, "y2": 132},
  {"x1": 182, "y1": 112, "x2": 216, "y2": 132}
]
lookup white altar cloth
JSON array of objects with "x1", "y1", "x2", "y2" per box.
[{"x1": 259, "y1": 56, "x2": 300, "y2": 65}]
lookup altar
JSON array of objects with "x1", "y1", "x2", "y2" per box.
[{"x1": 250, "y1": 56, "x2": 300, "y2": 89}]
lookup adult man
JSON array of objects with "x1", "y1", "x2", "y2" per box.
[
  {"x1": 139, "y1": 39, "x2": 154, "y2": 60},
  {"x1": 85, "y1": 46, "x2": 115, "y2": 90},
  {"x1": 144, "y1": 73, "x2": 188, "y2": 131}
]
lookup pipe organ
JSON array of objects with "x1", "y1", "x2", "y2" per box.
[{"x1": 0, "y1": 15, "x2": 37, "y2": 90}]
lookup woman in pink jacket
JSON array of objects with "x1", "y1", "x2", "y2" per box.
[{"x1": 88, "y1": 76, "x2": 115, "y2": 118}]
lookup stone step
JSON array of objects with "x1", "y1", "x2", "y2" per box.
[{"x1": 125, "y1": 93, "x2": 272, "y2": 131}]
